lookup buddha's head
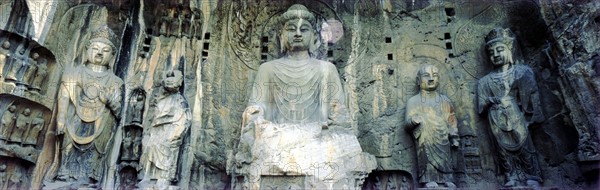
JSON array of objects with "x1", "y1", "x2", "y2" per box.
[
  {"x1": 279, "y1": 4, "x2": 318, "y2": 55},
  {"x1": 485, "y1": 28, "x2": 514, "y2": 67},
  {"x1": 8, "y1": 105, "x2": 16, "y2": 113},
  {"x1": 86, "y1": 25, "x2": 116, "y2": 68},
  {"x1": 31, "y1": 52, "x2": 39, "y2": 60},
  {"x1": 23, "y1": 108, "x2": 31, "y2": 116},
  {"x1": 416, "y1": 64, "x2": 440, "y2": 91}
]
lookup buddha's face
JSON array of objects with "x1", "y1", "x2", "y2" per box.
[
  {"x1": 86, "y1": 41, "x2": 113, "y2": 66},
  {"x1": 487, "y1": 42, "x2": 511, "y2": 67},
  {"x1": 418, "y1": 65, "x2": 439, "y2": 91},
  {"x1": 282, "y1": 18, "x2": 314, "y2": 52}
]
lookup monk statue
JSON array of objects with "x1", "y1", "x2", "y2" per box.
[
  {"x1": 405, "y1": 64, "x2": 459, "y2": 188},
  {"x1": 477, "y1": 28, "x2": 544, "y2": 187},
  {"x1": 55, "y1": 25, "x2": 123, "y2": 186},
  {"x1": 140, "y1": 70, "x2": 190, "y2": 190},
  {"x1": 233, "y1": 4, "x2": 375, "y2": 189}
]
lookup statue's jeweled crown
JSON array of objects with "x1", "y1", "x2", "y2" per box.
[
  {"x1": 90, "y1": 25, "x2": 117, "y2": 51},
  {"x1": 485, "y1": 27, "x2": 515, "y2": 48}
]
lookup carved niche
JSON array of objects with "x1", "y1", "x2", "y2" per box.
[
  {"x1": 0, "y1": 95, "x2": 52, "y2": 189},
  {"x1": 0, "y1": 30, "x2": 59, "y2": 104}
]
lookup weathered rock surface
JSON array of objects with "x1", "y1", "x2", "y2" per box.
[{"x1": 0, "y1": 0, "x2": 596, "y2": 189}]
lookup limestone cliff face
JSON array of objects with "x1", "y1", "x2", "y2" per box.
[{"x1": 0, "y1": 0, "x2": 596, "y2": 189}]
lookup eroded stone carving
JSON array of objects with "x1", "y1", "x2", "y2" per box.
[
  {"x1": 29, "y1": 56, "x2": 47, "y2": 92},
  {"x1": 23, "y1": 112, "x2": 43, "y2": 146},
  {"x1": 0, "y1": 41, "x2": 10, "y2": 78},
  {"x1": 9, "y1": 108, "x2": 31, "y2": 143},
  {"x1": 405, "y1": 64, "x2": 459, "y2": 188},
  {"x1": 477, "y1": 28, "x2": 544, "y2": 188},
  {"x1": 5, "y1": 49, "x2": 24, "y2": 82},
  {"x1": 232, "y1": 4, "x2": 376, "y2": 189},
  {"x1": 22, "y1": 53, "x2": 39, "y2": 86},
  {"x1": 126, "y1": 88, "x2": 146, "y2": 126},
  {"x1": 0, "y1": 104, "x2": 17, "y2": 141},
  {"x1": 140, "y1": 70, "x2": 190, "y2": 189},
  {"x1": 55, "y1": 25, "x2": 123, "y2": 186}
]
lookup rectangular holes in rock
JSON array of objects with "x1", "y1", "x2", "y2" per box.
[
  {"x1": 445, "y1": 33, "x2": 454, "y2": 58},
  {"x1": 387, "y1": 54, "x2": 393, "y2": 61},
  {"x1": 385, "y1": 37, "x2": 392, "y2": 43},
  {"x1": 204, "y1": 32, "x2": 211, "y2": 40},
  {"x1": 261, "y1": 36, "x2": 269, "y2": 62},
  {"x1": 445, "y1": 7, "x2": 455, "y2": 23}
]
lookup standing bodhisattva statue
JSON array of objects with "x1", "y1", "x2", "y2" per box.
[
  {"x1": 477, "y1": 28, "x2": 544, "y2": 187},
  {"x1": 55, "y1": 25, "x2": 123, "y2": 186},
  {"x1": 141, "y1": 70, "x2": 190, "y2": 190}
]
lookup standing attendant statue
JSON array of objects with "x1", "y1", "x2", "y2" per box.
[
  {"x1": 140, "y1": 70, "x2": 190, "y2": 190},
  {"x1": 405, "y1": 64, "x2": 459, "y2": 188},
  {"x1": 55, "y1": 25, "x2": 123, "y2": 186},
  {"x1": 477, "y1": 28, "x2": 544, "y2": 187}
]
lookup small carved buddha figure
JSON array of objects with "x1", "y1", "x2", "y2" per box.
[
  {"x1": 5, "y1": 49, "x2": 24, "y2": 82},
  {"x1": 192, "y1": 11, "x2": 203, "y2": 39},
  {"x1": 180, "y1": 8, "x2": 192, "y2": 38},
  {"x1": 30, "y1": 57, "x2": 47, "y2": 92},
  {"x1": 170, "y1": 9, "x2": 181, "y2": 37},
  {"x1": 0, "y1": 41, "x2": 11, "y2": 78},
  {"x1": 159, "y1": 10, "x2": 169, "y2": 36},
  {"x1": 55, "y1": 25, "x2": 123, "y2": 185},
  {"x1": 477, "y1": 28, "x2": 544, "y2": 187},
  {"x1": 9, "y1": 108, "x2": 31, "y2": 143},
  {"x1": 405, "y1": 64, "x2": 459, "y2": 188},
  {"x1": 22, "y1": 52, "x2": 39, "y2": 86},
  {"x1": 141, "y1": 70, "x2": 190, "y2": 190},
  {"x1": 24, "y1": 112, "x2": 44, "y2": 146},
  {"x1": 0, "y1": 104, "x2": 17, "y2": 141}
]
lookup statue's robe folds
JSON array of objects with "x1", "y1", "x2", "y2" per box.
[
  {"x1": 57, "y1": 65, "x2": 123, "y2": 181},
  {"x1": 477, "y1": 64, "x2": 544, "y2": 180},
  {"x1": 235, "y1": 58, "x2": 372, "y2": 182},
  {"x1": 405, "y1": 93, "x2": 458, "y2": 184},
  {"x1": 142, "y1": 92, "x2": 190, "y2": 181}
]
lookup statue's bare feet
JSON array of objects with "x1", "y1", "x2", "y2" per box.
[
  {"x1": 504, "y1": 179, "x2": 516, "y2": 187},
  {"x1": 446, "y1": 182, "x2": 457, "y2": 188},
  {"x1": 425, "y1": 181, "x2": 438, "y2": 188}
]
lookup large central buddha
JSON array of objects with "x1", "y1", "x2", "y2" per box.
[{"x1": 233, "y1": 4, "x2": 375, "y2": 189}]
